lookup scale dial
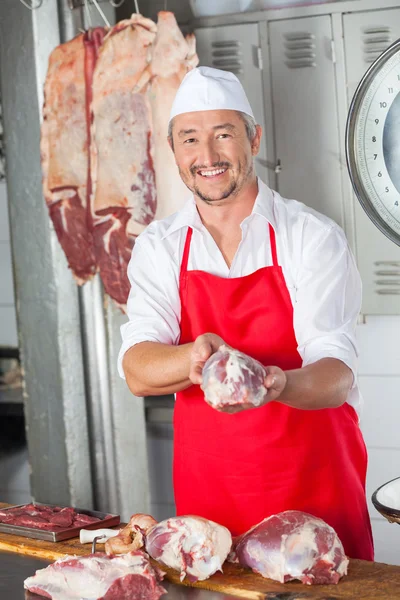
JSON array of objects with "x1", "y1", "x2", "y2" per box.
[{"x1": 346, "y1": 38, "x2": 400, "y2": 247}]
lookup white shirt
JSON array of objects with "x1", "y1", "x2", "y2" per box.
[{"x1": 119, "y1": 178, "x2": 362, "y2": 415}]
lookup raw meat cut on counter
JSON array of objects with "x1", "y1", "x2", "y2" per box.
[
  {"x1": 146, "y1": 515, "x2": 232, "y2": 582},
  {"x1": 24, "y1": 550, "x2": 166, "y2": 600},
  {"x1": 41, "y1": 28, "x2": 105, "y2": 284},
  {"x1": 106, "y1": 513, "x2": 158, "y2": 555},
  {"x1": 147, "y1": 11, "x2": 198, "y2": 221},
  {"x1": 229, "y1": 510, "x2": 348, "y2": 585},
  {"x1": 106, "y1": 513, "x2": 232, "y2": 582},
  {"x1": 0, "y1": 503, "x2": 101, "y2": 531},
  {"x1": 201, "y1": 345, "x2": 268, "y2": 412}
]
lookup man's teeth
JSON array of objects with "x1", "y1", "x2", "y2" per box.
[{"x1": 199, "y1": 168, "x2": 226, "y2": 177}]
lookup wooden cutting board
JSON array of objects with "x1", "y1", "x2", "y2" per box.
[{"x1": 1, "y1": 503, "x2": 400, "y2": 599}]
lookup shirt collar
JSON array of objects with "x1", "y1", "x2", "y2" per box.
[{"x1": 161, "y1": 177, "x2": 276, "y2": 240}]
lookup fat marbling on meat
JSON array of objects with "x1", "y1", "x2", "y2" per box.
[
  {"x1": 201, "y1": 345, "x2": 268, "y2": 412},
  {"x1": 24, "y1": 550, "x2": 166, "y2": 600},
  {"x1": 230, "y1": 510, "x2": 348, "y2": 585}
]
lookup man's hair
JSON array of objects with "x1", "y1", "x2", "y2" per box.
[{"x1": 168, "y1": 111, "x2": 257, "y2": 152}]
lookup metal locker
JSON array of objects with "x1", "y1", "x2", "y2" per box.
[
  {"x1": 267, "y1": 16, "x2": 343, "y2": 227},
  {"x1": 343, "y1": 8, "x2": 400, "y2": 315},
  {"x1": 194, "y1": 24, "x2": 269, "y2": 184}
]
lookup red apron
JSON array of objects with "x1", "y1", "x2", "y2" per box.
[{"x1": 174, "y1": 224, "x2": 374, "y2": 560}]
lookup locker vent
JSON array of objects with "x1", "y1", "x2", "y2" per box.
[
  {"x1": 283, "y1": 32, "x2": 316, "y2": 69},
  {"x1": 363, "y1": 27, "x2": 392, "y2": 64},
  {"x1": 374, "y1": 261, "x2": 400, "y2": 295},
  {"x1": 211, "y1": 41, "x2": 243, "y2": 75}
]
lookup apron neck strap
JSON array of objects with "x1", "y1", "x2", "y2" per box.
[
  {"x1": 181, "y1": 227, "x2": 193, "y2": 277},
  {"x1": 269, "y1": 223, "x2": 278, "y2": 267}
]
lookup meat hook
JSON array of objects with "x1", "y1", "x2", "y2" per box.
[
  {"x1": 133, "y1": 0, "x2": 139, "y2": 14},
  {"x1": 83, "y1": 0, "x2": 93, "y2": 28},
  {"x1": 91, "y1": 0, "x2": 111, "y2": 27},
  {"x1": 18, "y1": 0, "x2": 43, "y2": 9},
  {"x1": 109, "y1": 0, "x2": 126, "y2": 7}
]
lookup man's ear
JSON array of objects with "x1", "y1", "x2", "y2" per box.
[{"x1": 251, "y1": 125, "x2": 263, "y2": 156}]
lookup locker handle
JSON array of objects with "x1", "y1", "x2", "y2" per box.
[{"x1": 257, "y1": 158, "x2": 282, "y2": 174}]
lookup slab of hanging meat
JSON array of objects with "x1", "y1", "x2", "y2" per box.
[
  {"x1": 106, "y1": 513, "x2": 232, "y2": 582},
  {"x1": 90, "y1": 15, "x2": 157, "y2": 307},
  {"x1": 147, "y1": 11, "x2": 198, "y2": 221},
  {"x1": 24, "y1": 550, "x2": 166, "y2": 600},
  {"x1": 41, "y1": 29, "x2": 105, "y2": 284},
  {"x1": 229, "y1": 510, "x2": 349, "y2": 585},
  {"x1": 201, "y1": 345, "x2": 268, "y2": 412}
]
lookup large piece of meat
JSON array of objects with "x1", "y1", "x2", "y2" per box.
[
  {"x1": 146, "y1": 516, "x2": 232, "y2": 582},
  {"x1": 230, "y1": 510, "x2": 348, "y2": 585},
  {"x1": 41, "y1": 29, "x2": 105, "y2": 284},
  {"x1": 0, "y1": 503, "x2": 100, "y2": 531},
  {"x1": 147, "y1": 11, "x2": 198, "y2": 220},
  {"x1": 106, "y1": 513, "x2": 232, "y2": 582},
  {"x1": 90, "y1": 15, "x2": 157, "y2": 307},
  {"x1": 201, "y1": 345, "x2": 268, "y2": 412},
  {"x1": 24, "y1": 551, "x2": 166, "y2": 600}
]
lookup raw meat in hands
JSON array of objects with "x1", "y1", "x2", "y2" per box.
[
  {"x1": 230, "y1": 510, "x2": 348, "y2": 585},
  {"x1": 201, "y1": 345, "x2": 268, "y2": 411},
  {"x1": 24, "y1": 551, "x2": 166, "y2": 600},
  {"x1": 146, "y1": 516, "x2": 232, "y2": 582}
]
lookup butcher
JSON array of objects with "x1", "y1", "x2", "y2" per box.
[{"x1": 118, "y1": 66, "x2": 374, "y2": 561}]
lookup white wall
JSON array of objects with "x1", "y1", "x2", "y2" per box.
[
  {"x1": 357, "y1": 316, "x2": 400, "y2": 565},
  {"x1": 0, "y1": 181, "x2": 18, "y2": 347}
]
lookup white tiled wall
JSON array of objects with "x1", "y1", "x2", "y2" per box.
[
  {"x1": 0, "y1": 181, "x2": 18, "y2": 347},
  {"x1": 357, "y1": 316, "x2": 400, "y2": 566}
]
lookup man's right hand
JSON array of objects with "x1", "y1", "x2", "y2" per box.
[{"x1": 189, "y1": 333, "x2": 225, "y2": 386}]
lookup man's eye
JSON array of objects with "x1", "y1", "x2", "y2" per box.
[
  {"x1": 217, "y1": 134, "x2": 230, "y2": 139},
  {"x1": 184, "y1": 138, "x2": 196, "y2": 144}
]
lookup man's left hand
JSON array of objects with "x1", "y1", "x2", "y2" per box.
[{"x1": 263, "y1": 366, "x2": 287, "y2": 402}]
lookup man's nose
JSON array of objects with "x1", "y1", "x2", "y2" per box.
[{"x1": 198, "y1": 140, "x2": 220, "y2": 167}]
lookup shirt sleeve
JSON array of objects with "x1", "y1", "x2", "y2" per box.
[
  {"x1": 293, "y1": 220, "x2": 362, "y2": 388},
  {"x1": 117, "y1": 235, "x2": 181, "y2": 379}
]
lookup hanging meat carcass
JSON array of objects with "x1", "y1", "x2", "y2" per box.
[
  {"x1": 229, "y1": 510, "x2": 349, "y2": 585},
  {"x1": 147, "y1": 11, "x2": 198, "y2": 220},
  {"x1": 90, "y1": 12, "x2": 198, "y2": 307},
  {"x1": 41, "y1": 28, "x2": 105, "y2": 284},
  {"x1": 90, "y1": 15, "x2": 157, "y2": 308}
]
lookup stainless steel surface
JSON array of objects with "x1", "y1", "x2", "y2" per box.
[
  {"x1": 0, "y1": 503, "x2": 119, "y2": 542},
  {"x1": 1, "y1": 551, "x2": 241, "y2": 600}
]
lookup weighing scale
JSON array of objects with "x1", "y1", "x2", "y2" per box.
[{"x1": 346, "y1": 38, "x2": 400, "y2": 248}]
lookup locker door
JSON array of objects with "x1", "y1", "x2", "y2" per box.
[
  {"x1": 194, "y1": 25, "x2": 268, "y2": 184},
  {"x1": 268, "y1": 16, "x2": 342, "y2": 226},
  {"x1": 343, "y1": 9, "x2": 400, "y2": 315}
]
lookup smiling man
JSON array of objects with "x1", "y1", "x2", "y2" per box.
[{"x1": 118, "y1": 67, "x2": 373, "y2": 561}]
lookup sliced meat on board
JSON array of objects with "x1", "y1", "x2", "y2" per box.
[
  {"x1": 230, "y1": 510, "x2": 349, "y2": 585},
  {"x1": 24, "y1": 550, "x2": 166, "y2": 600},
  {"x1": 41, "y1": 29, "x2": 105, "y2": 284}
]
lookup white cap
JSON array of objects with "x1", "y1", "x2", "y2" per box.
[{"x1": 169, "y1": 66, "x2": 254, "y2": 123}]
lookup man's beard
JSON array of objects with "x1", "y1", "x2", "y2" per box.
[{"x1": 179, "y1": 159, "x2": 253, "y2": 205}]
